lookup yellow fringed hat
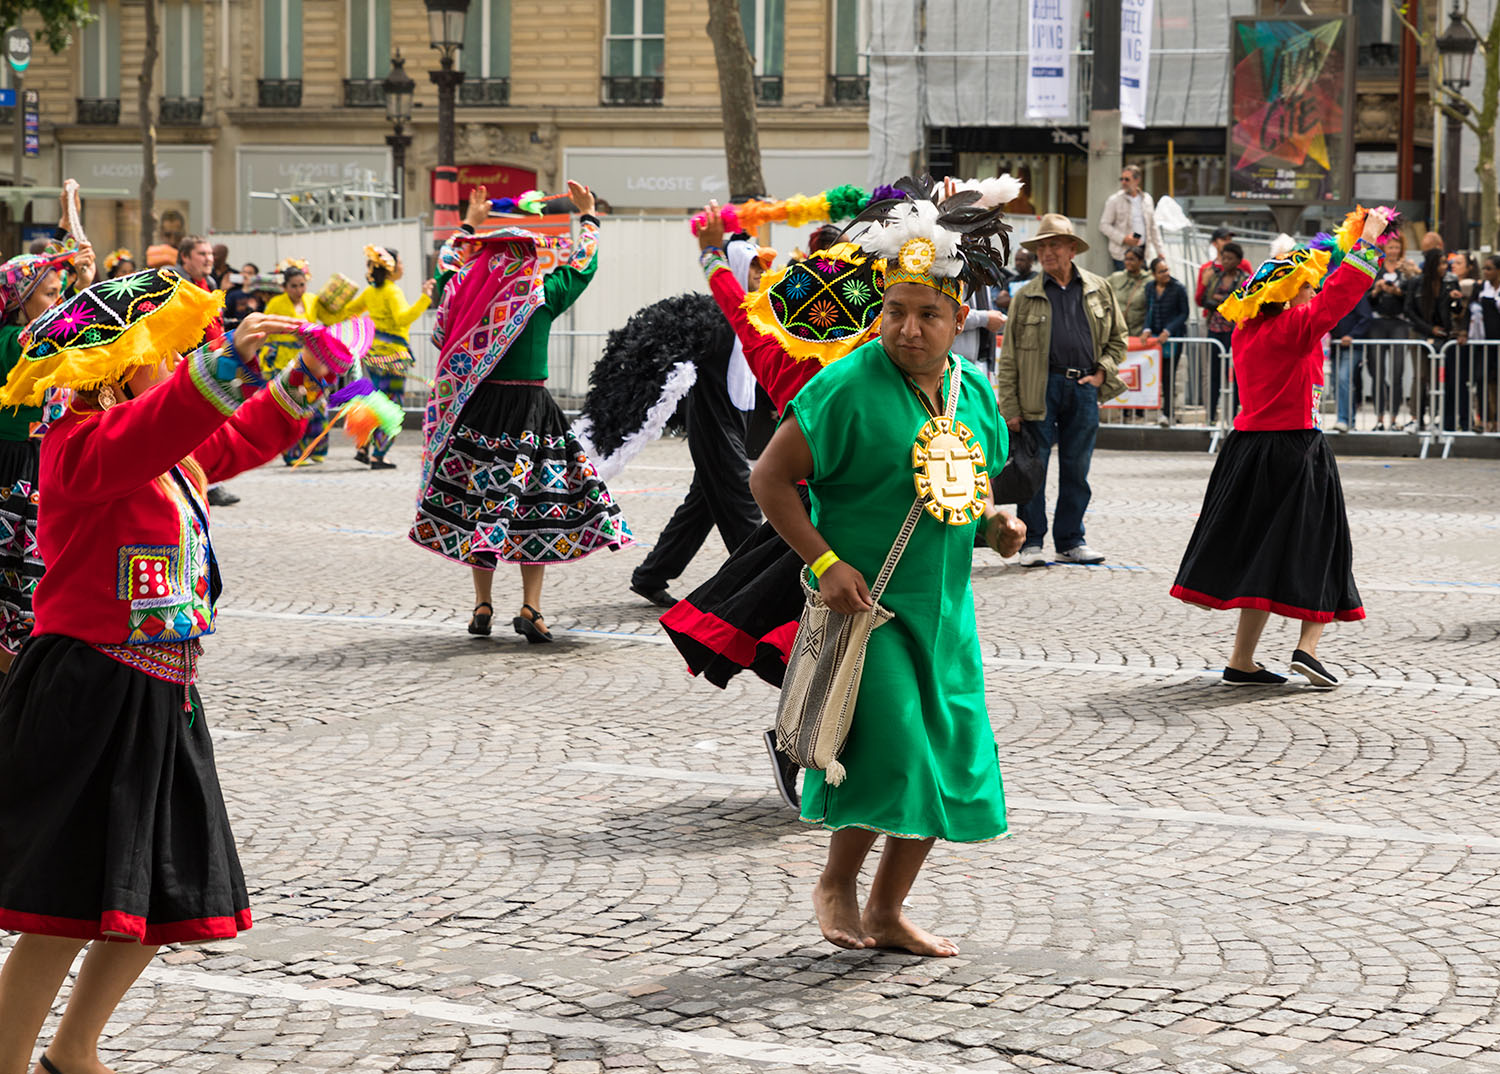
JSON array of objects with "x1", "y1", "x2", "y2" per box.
[
  {"x1": 742, "y1": 242, "x2": 885, "y2": 365},
  {"x1": 1, "y1": 268, "x2": 223, "y2": 407},
  {"x1": 1214, "y1": 247, "x2": 1330, "y2": 326}
]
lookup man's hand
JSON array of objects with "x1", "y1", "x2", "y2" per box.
[
  {"x1": 1006, "y1": 418, "x2": 1020, "y2": 431},
  {"x1": 818, "y1": 560, "x2": 874, "y2": 616},
  {"x1": 1458, "y1": 332, "x2": 1469, "y2": 345},
  {"x1": 566, "y1": 179, "x2": 595, "y2": 217},
  {"x1": 984, "y1": 510, "x2": 1027, "y2": 559},
  {"x1": 464, "y1": 184, "x2": 490, "y2": 229},
  {"x1": 1079, "y1": 369, "x2": 1106, "y2": 387},
  {"x1": 697, "y1": 200, "x2": 726, "y2": 251},
  {"x1": 233, "y1": 313, "x2": 304, "y2": 363},
  {"x1": 1340, "y1": 335, "x2": 1353, "y2": 346}
]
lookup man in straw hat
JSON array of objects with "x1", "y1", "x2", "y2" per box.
[{"x1": 997, "y1": 213, "x2": 1127, "y2": 568}]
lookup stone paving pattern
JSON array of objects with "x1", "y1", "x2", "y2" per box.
[{"x1": 6, "y1": 436, "x2": 1500, "y2": 1074}]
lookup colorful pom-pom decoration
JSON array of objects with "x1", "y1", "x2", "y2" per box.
[{"x1": 342, "y1": 390, "x2": 405, "y2": 448}]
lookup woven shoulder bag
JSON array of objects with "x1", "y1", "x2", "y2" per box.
[{"x1": 773, "y1": 362, "x2": 963, "y2": 786}]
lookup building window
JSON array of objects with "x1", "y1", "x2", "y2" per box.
[
  {"x1": 739, "y1": 0, "x2": 783, "y2": 105},
  {"x1": 162, "y1": 0, "x2": 205, "y2": 123},
  {"x1": 346, "y1": 0, "x2": 391, "y2": 105},
  {"x1": 828, "y1": 0, "x2": 868, "y2": 104},
  {"x1": 1354, "y1": 0, "x2": 1398, "y2": 69},
  {"x1": 79, "y1": 0, "x2": 122, "y2": 123},
  {"x1": 261, "y1": 0, "x2": 304, "y2": 105},
  {"x1": 602, "y1": 0, "x2": 664, "y2": 105},
  {"x1": 459, "y1": 0, "x2": 510, "y2": 106}
]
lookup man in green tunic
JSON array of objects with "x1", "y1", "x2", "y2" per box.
[{"x1": 750, "y1": 180, "x2": 1026, "y2": 957}]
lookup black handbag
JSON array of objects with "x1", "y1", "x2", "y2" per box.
[{"x1": 991, "y1": 422, "x2": 1045, "y2": 506}]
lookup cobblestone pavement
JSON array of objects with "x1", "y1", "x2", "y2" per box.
[{"x1": 7, "y1": 437, "x2": 1500, "y2": 1074}]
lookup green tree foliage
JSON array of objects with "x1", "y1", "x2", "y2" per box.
[{"x1": 1, "y1": 0, "x2": 94, "y2": 53}]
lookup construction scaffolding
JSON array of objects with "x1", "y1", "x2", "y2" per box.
[{"x1": 248, "y1": 170, "x2": 397, "y2": 229}]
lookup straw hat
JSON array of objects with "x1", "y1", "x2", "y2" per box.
[{"x1": 1021, "y1": 213, "x2": 1089, "y2": 253}]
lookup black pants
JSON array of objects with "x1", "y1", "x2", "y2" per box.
[
  {"x1": 1443, "y1": 345, "x2": 1473, "y2": 432},
  {"x1": 632, "y1": 412, "x2": 761, "y2": 590}
]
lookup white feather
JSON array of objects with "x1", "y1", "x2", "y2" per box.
[
  {"x1": 574, "y1": 361, "x2": 698, "y2": 483},
  {"x1": 952, "y1": 174, "x2": 1025, "y2": 209}
]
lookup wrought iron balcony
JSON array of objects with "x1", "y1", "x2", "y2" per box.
[
  {"x1": 76, "y1": 97, "x2": 121, "y2": 125},
  {"x1": 826, "y1": 74, "x2": 869, "y2": 105},
  {"x1": 755, "y1": 75, "x2": 783, "y2": 106},
  {"x1": 458, "y1": 77, "x2": 510, "y2": 106},
  {"x1": 159, "y1": 96, "x2": 204, "y2": 124},
  {"x1": 258, "y1": 78, "x2": 302, "y2": 108},
  {"x1": 343, "y1": 78, "x2": 385, "y2": 108},
  {"x1": 601, "y1": 75, "x2": 664, "y2": 106}
]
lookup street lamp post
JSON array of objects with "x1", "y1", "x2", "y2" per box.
[
  {"x1": 424, "y1": 0, "x2": 469, "y2": 169},
  {"x1": 1435, "y1": 3, "x2": 1477, "y2": 250},
  {"x1": 383, "y1": 52, "x2": 415, "y2": 219}
]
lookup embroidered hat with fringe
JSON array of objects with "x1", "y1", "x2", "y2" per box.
[
  {"x1": 1, "y1": 252, "x2": 76, "y2": 315},
  {"x1": 844, "y1": 174, "x2": 1019, "y2": 304},
  {"x1": 1216, "y1": 206, "x2": 1395, "y2": 327},
  {"x1": 1, "y1": 268, "x2": 223, "y2": 407},
  {"x1": 743, "y1": 241, "x2": 885, "y2": 366}
]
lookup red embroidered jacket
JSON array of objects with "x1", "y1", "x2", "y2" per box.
[
  {"x1": 33, "y1": 344, "x2": 312, "y2": 645},
  {"x1": 705, "y1": 258, "x2": 818, "y2": 412}
]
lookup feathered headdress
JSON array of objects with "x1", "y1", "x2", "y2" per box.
[
  {"x1": 275, "y1": 257, "x2": 310, "y2": 278},
  {"x1": 102, "y1": 248, "x2": 135, "y2": 274},
  {"x1": 1217, "y1": 206, "x2": 1396, "y2": 326},
  {"x1": 841, "y1": 175, "x2": 1017, "y2": 304}
]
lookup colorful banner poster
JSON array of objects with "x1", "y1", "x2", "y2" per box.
[
  {"x1": 1120, "y1": 0, "x2": 1154, "y2": 129},
  {"x1": 1026, "y1": 0, "x2": 1072, "y2": 121},
  {"x1": 1228, "y1": 16, "x2": 1353, "y2": 204},
  {"x1": 1101, "y1": 340, "x2": 1161, "y2": 409}
]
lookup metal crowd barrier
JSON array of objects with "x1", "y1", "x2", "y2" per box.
[
  {"x1": 1100, "y1": 335, "x2": 1235, "y2": 451},
  {"x1": 1423, "y1": 338, "x2": 1500, "y2": 458}
]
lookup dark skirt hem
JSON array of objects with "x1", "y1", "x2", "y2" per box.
[
  {"x1": 1170, "y1": 584, "x2": 1366, "y2": 623},
  {"x1": 660, "y1": 599, "x2": 796, "y2": 688},
  {"x1": 0, "y1": 906, "x2": 251, "y2": 945}
]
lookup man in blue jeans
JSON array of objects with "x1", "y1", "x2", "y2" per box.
[{"x1": 996, "y1": 215, "x2": 1128, "y2": 567}]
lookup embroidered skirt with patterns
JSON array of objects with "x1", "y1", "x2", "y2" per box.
[
  {"x1": 0, "y1": 438, "x2": 42, "y2": 655},
  {"x1": 659, "y1": 485, "x2": 810, "y2": 689},
  {"x1": 1170, "y1": 429, "x2": 1364, "y2": 622},
  {"x1": 410, "y1": 382, "x2": 633, "y2": 568},
  {"x1": 0, "y1": 635, "x2": 251, "y2": 944}
]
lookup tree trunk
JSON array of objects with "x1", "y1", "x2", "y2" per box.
[
  {"x1": 704, "y1": 0, "x2": 766, "y2": 202},
  {"x1": 138, "y1": 0, "x2": 159, "y2": 255},
  {"x1": 1478, "y1": 15, "x2": 1499, "y2": 252}
]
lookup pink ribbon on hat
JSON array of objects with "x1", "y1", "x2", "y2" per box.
[{"x1": 296, "y1": 314, "x2": 375, "y2": 377}]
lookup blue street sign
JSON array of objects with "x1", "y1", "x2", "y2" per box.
[{"x1": 0, "y1": 88, "x2": 14, "y2": 107}]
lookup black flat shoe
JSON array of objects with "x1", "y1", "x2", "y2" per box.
[
  {"x1": 1222, "y1": 664, "x2": 1288, "y2": 686},
  {"x1": 512, "y1": 604, "x2": 553, "y2": 644},
  {"x1": 629, "y1": 582, "x2": 677, "y2": 609},
  {"x1": 354, "y1": 449, "x2": 370, "y2": 464},
  {"x1": 763, "y1": 729, "x2": 801, "y2": 810},
  {"x1": 40, "y1": 1055, "x2": 65, "y2": 1074},
  {"x1": 370, "y1": 458, "x2": 397, "y2": 470},
  {"x1": 467, "y1": 602, "x2": 494, "y2": 636},
  {"x1": 1290, "y1": 649, "x2": 1339, "y2": 688}
]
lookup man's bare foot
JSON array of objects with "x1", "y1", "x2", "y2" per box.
[
  {"x1": 862, "y1": 912, "x2": 959, "y2": 957},
  {"x1": 812, "y1": 879, "x2": 874, "y2": 950}
]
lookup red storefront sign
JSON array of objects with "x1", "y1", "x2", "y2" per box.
[{"x1": 431, "y1": 163, "x2": 539, "y2": 206}]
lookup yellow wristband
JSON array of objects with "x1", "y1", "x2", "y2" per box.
[{"x1": 810, "y1": 550, "x2": 840, "y2": 578}]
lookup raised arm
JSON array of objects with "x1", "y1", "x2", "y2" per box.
[{"x1": 1300, "y1": 246, "x2": 1383, "y2": 345}]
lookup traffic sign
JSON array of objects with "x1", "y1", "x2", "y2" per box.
[
  {"x1": 3, "y1": 27, "x2": 31, "y2": 73},
  {"x1": 0, "y1": 88, "x2": 13, "y2": 107}
]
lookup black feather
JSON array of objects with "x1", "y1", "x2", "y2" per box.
[{"x1": 936, "y1": 190, "x2": 982, "y2": 214}]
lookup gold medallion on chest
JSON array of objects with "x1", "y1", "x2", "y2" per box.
[{"x1": 912, "y1": 416, "x2": 989, "y2": 525}]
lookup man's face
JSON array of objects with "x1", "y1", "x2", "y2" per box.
[
  {"x1": 212, "y1": 244, "x2": 229, "y2": 265},
  {"x1": 181, "y1": 242, "x2": 213, "y2": 281},
  {"x1": 879, "y1": 282, "x2": 965, "y2": 376},
  {"x1": 1014, "y1": 249, "x2": 1034, "y2": 275},
  {"x1": 1119, "y1": 169, "x2": 1140, "y2": 196},
  {"x1": 747, "y1": 260, "x2": 764, "y2": 292},
  {"x1": 1033, "y1": 237, "x2": 1076, "y2": 278}
]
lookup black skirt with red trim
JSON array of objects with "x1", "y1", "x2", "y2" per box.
[
  {"x1": 1171, "y1": 428, "x2": 1364, "y2": 623},
  {"x1": 0, "y1": 635, "x2": 251, "y2": 945},
  {"x1": 659, "y1": 486, "x2": 810, "y2": 689}
]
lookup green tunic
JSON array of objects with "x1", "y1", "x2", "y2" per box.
[
  {"x1": 0, "y1": 327, "x2": 42, "y2": 442},
  {"x1": 787, "y1": 338, "x2": 1009, "y2": 842}
]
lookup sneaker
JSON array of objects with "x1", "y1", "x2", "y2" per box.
[
  {"x1": 206, "y1": 486, "x2": 240, "y2": 507},
  {"x1": 1333, "y1": 420, "x2": 1349, "y2": 433},
  {"x1": 1017, "y1": 545, "x2": 1048, "y2": 568},
  {"x1": 1289, "y1": 648, "x2": 1340, "y2": 688},
  {"x1": 763, "y1": 729, "x2": 801, "y2": 810},
  {"x1": 1056, "y1": 544, "x2": 1105, "y2": 565},
  {"x1": 629, "y1": 582, "x2": 677, "y2": 609},
  {"x1": 1222, "y1": 664, "x2": 1288, "y2": 686},
  {"x1": 1157, "y1": 414, "x2": 1171, "y2": 427}
]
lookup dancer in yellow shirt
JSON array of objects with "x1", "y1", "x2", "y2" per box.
[{"x1": 341, "y1": 246, "x2": 432, "y2": 469}]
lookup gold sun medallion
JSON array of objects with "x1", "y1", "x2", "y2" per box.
[{"x1": 912, "y1": 416, "x2": 989, "y2": 525}]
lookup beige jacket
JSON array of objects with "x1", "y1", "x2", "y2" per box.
[
  {"x1": 996, "y1": 267, "x2": 1129, "y2": 424},
  {"x1": 1099, "y1": 189, "x2": 1164, "y2": 262}
]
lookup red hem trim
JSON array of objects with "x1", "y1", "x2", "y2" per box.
[
  {"x1": 1170, "y1": 584, "x2": 1365, "y2": 623},
  {"x1": 760, "y1": 621, "x2": 797, "y2": 664},
  {"x1": 0, "y1": 907, "x2": 252, "y2": 945},
  {"x1": 662, "y1": 600, "x2": 785, "y2": 668}
]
